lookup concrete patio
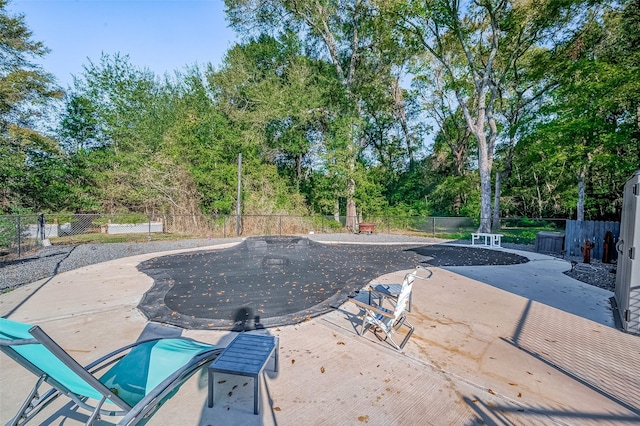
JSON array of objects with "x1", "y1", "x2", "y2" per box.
[{"x1": 1, "y1": 240, "x2": 639, "y2": 425}]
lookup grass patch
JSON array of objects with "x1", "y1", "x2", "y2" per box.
[
  {"x1": 404, "y1": 226, "x2": 556, "y2": 245},
  {"x1": 434, "y1": 228, "x2": 552, "y2": 245},
  {"x1": 51, "y1": 233, "x2": 196, "y2": 245}
]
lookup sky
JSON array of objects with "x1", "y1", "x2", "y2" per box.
[{"x1": 8, "y1": 0, "x2": 238, "y2": 88}]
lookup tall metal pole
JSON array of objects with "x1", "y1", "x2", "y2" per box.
[
  {"x1": 236, "y1": 153, "x2": 242, "y2": 236},
  {"x1": 17, "y1": 215, "x2": 21, "y2": 258}
]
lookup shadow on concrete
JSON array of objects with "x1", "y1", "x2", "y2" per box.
[
  {"x1": 504, "y1": 300, "x2": 640, "y2": 417},
  {"x1": 462, "y1": 395, "x2": 640, "y2": 425},
  {"x1": 197, "y1": 319, "x2": 280, "y2": 426},
  {"x1": 2, "y1": 246, "x2": 77, "y2": 319}
]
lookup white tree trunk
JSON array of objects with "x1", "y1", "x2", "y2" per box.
[
  {"x1": 478, "y1": 140, "x2": 493, "y2": 233},
  {"x1": 346, "y1": 178, "x2": 357, "y2": 230}
]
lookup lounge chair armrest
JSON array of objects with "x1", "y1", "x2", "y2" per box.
[
  {"x1": 82, "y1": 339, "x2": 161, "y2": 373},
  {"x1": 0, "y1": 337, "x2": 39, "y2": 346},
  {"x1": 348, "y1": 297, "x2": 395, "y2": 319},
  {"x1": 413, "y1": 265, "x2": 433, "y2": 280}
]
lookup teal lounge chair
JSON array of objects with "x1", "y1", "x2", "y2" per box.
[{"x1": 0, "y1": 318, "x2": 221, "y2": 425}]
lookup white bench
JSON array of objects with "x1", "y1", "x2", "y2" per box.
[{"x1": 471, "y1": 232, "x2": 503, "y2": 248}]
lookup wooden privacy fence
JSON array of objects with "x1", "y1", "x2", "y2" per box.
[{"x1": 565, "y1": 220, "x2": 620, "y2": 261}]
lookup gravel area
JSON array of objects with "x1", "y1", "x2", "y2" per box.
[
  {"x1": 0, "y1": 238, "x2": 242, "y2": 291},
  {"x1": 0, "y1": 234, "x2": 615, "y2": 292},
  {"x1": 563, "y1": 257, "x2": 617, "y2": 292}
]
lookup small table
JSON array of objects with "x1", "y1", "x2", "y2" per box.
[
  {"x1": 208, "y1": 333, "x2": 279, "y2": 414},
  {"x1": 369, "y1": 284, "x2": 412, "y2": 312}
]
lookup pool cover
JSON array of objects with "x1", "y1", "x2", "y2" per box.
[{"x1": 137, "y1": 237, "x2": 422, "y2": 330}]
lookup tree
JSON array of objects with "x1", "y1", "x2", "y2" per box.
[
  {"x1": 59, "y1": 94, "x2": 101, "y2": 152},
  {"x1": 386, "y1": 0, "x2": 589, "y2": 231},
  {"x1": 0, "y1": 0, "x2": 62, "y2": 212},
  {"x1": 208, "y1": 35, "x2": 330, "y2": 215},
  {"x1": 491, "y1": 45, "x2": 556, "y2": 228},
  {"x1": 413, "y1": 61, "x2": 473, "y2": 177},
  {"x1": 509, "y1": 1, "x2": 640, "y2": 220},
  {"x1": 225, "y1": 0, "x2": 407, "y2": 229},
  {"x1": 63, "y1": 54, "x2": 183, "y2": 213},
  {"x1": 163, "y1": 66, "x2": 245, "y2": 215}
]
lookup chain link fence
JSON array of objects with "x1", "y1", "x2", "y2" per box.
[{"x1": 0, "y1": 213, "x2": 567, "y2": 259}]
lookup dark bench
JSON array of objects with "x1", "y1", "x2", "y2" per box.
[{"x1": 207, "y1": 333, "x2": 279, "y2": 414}]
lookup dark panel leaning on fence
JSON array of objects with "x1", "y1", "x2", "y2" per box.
[
  {"x1": 564, "y1": 220, "x2": 621, "y2": 262},
  {"x1": 534, "y1": 231, "x2": 566, "y2": 256}
]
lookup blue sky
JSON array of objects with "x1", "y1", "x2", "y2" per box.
[{"x1": 9, "y1": 0, "x2": 238, "y2": 88}]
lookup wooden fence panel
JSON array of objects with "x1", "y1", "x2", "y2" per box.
[{"x1": 565, "y1": 219, "x2": 620, "y2": 261}]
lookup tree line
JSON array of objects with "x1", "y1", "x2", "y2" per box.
[{"x1": 1, "y1": 0, "x2": 638, "y2": 230}]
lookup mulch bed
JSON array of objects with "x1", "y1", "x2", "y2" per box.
[{"x1": 408, "y1": 244, "x2": 529, "y2": 267}]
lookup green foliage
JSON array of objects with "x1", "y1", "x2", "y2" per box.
[
  {"x1": 0, "y1": 207, "x2": 34, "y2": 249},
  {"x1": 163, "y1": 68, "x2": 243, "y2": 214},
  {"x1": 0, "y1": 1, "x2": 63, "y2": 213},
  {"x1": 0, "y1": 215, "x2": 18, "y2": 249},
  {"x1": 512, "y1": 217, "x2": 558, "y2": 229},
  {"x1": 0, "y1": 126, "x2": 77, "y2": 213},
  {"x1": 422, "y1": 171, "x2": 481, "y2": 218},
  {"x1": 322, "y1": 219, "x2": 343, "y2": 230},
  {"x1": 4, "y1": 0, "x2": 636, "y2": 225},
  {"x1": 0, "y1": 0, "x2": 61, "y2": 133},
  {"x1": 60, "y1": 95, "x2": 101, "y2": 151},
  {"x1": 506, "y1": 1, "x2": 640, "y2": 220},
  {"x1": 90, "y1": 214, "x2": 148, "y2": 226}
]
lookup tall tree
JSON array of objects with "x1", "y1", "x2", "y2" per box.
[
  {"x1": 164, "y1": 66, "x2": 245, "y2": 215},
  {"x1": 413, "y1": 60, "x2": 473, "y2": 177},
  {"x1": 385, "y1": 0, "x2": 589, "y2": 231},
  {"x1": 492, "y1": 46, "x2": 555, "y2": 228},
  {"x1": 510, "y1": 1, "x2": 640, "y2": 220},
  {"x1": 0, "y1": 0, "x2": 62, "y2": 212},
  {"x1": 225, "y1": 0, "x2": 404, "y2": 229},
  {"x1": 209, "y1": 35, "x2": 330, "y2": 215},
  {"x1": 64, "y1": 54, "x2": 180, "y2": 213}
]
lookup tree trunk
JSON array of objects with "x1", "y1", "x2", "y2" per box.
[
  {"x1": 577, "y1": 167, "x2": 585, "y2": 221},
  {"x1": 346, "y1": 178, "x2": 357, "y2": 230},
  {"x1": 531, "y1": 171, "x2": 543, "y2": 216},
  {"x1": 456, "y1": 79, "x2": 495, "y2": 233},
  {"x1": 305, "y1": 0, "x2": 361, "y2": 233},
  {"x1": 392, "y1": 77, "x2": 414, "y2": 167},
  {"x1": 476, "y1": 131, "x2": 493, "y2": 233},
  {"x1": 334, "y1": 199, "x2": 340, "y2": 222},
  {"x1": 493, "y1": 131, "x2": 516, "y2": 230},
  {"x1": 454, "y1": 146, "x2": 465, "y2": 176},
  {"x1": 492, "y1": 171, "x2": 502, "y2": 230}
]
